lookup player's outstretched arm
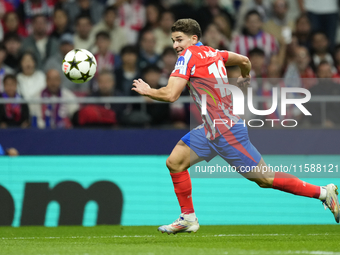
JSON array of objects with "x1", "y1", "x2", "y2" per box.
[{"x1": 132, "y1": 76, "x2": 187, "y2": 103}]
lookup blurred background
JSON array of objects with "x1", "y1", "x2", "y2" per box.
[{"x1": 0, "y1": 0, "x2": 340, "y2": 227}]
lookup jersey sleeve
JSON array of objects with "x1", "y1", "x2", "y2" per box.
[
  {"x1": 170, "y1": 49, "x2": 195, "y2": 81},
  {"x1": 217, "y1": 50, "x2": 229, "y2": 63}
]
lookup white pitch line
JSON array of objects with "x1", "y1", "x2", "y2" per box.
[{"x1": 0, "y1": 233, "x2": 336, "y2": 240}]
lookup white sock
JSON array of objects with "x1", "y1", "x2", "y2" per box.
[
  {"x1": 183, "y1": 213, "x2": 196, "y2": 221},
  {"x1": 319, "y1": 187, "x2": 327, "y2": 200}
]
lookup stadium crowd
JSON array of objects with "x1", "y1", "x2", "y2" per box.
[{"x1": 0, "y1": 0, "x2": 340, "y2": 129}]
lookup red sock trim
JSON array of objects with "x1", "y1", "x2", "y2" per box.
[
  {"x1": 170, "y1": 170, "x2": 194, "y2": 214},
  {"x1": 272, "y1": 172, "x2": 320, "y2": 198}
]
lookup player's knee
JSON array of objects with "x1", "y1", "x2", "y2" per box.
[
  {"x1": 166, "y1": 157, "x2": 185, "y2": 173},
  {"x1": 255, "y1": 178, "x2": 274, "y2": 188}
]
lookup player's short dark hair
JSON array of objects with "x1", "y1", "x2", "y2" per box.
[
  {"x1": 245, "y1": 10, "x2": 262, "y2": 22},
  {"x1": 171, "y1": 18, "x2": 202, "y2": 41},
  {"x1": 76, "y1": 14, "x2": 92, "y2": 25},
  {"x1": 120, "y1": 45, "x2": 139, "y2": 56},
  {"x1": 3, "y1": 74, "x2": 17, "y2": 84},
  {"x1": 96, "y1": 31, "x2": 110, "y2": 41},
  {"x1": 162, "y1": 46, "x2": 176, "y2": 57},
  {"x1": 248, "y1": 47, "x2": 265, "y2": 57}
]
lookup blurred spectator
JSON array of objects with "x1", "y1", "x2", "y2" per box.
[
  {"x1": 0, "y1": 144, "x2": 19, "y2": 156},
  {"x1": 235, "y1": 0, "x2": 271, "y2": 33},
  {"x1": 0, "y1": 43, "x2": 14, "y2": 92},
  {"x1": 94, "y1": 31, "x2": 117, "y2": 73},
  {"x1": 263, "y1": 0, "x2": 294, "y2": 43},
  {"x1": 115, "y1": 45, "x2": 140, "y2": 96},
  {"x1": 168, "y1": 0, "x2": 195, "y2": 21},
  {"x1": 294, "y1": 14, "x2": 311, "y2": 50},
  {"x1": 0, "y1": 74, "x2": 29, "y2": 128},
  {"x1": 226, "y1": 65, "x2": 241, "y2": 79},
  {"x1": 20, "y1": 14, "x2": 59, "y2": 69},
  {"x1": 0, "y1": 20, "x2": 3, "y2": 42},
  {"x1": 2, "y1": 11, "x2": 27, "y2": 37},
  {"x1": 89, "y1": 71, "x2": 126, "y2": 125},
  {"x1": 143, "y1": 3, "x2": 162, "y2": 31},
  {"x1": 138, "y1": 30, "x2": 160, "y2": 69},
  {"x1": 195, "y1": 0, "x2": 234, "y2": 33},
  {"x1": 17, "y1": 0, "x2": 54, "y2": 35},
  {"x1": 92, "y1": 6, "x2": 127, "y2": 55},
  {"x1": 213, "y1": 14, "x2": 232, "y2": 43},
  {"x1": 5, "y1": 0, "x2": 20, "y2": 9},
  {"x1": 154, "y1": 10, "x2": 175, "y2": 55},
  {"x1": 310, "y1": 32, "x2": 334, "y2": 70},
  {"x1": 257, "y1": 62, "x2": 284, "y2": 122},
  {"x1": 298, "y1": 0, "x2": 338, "y2": 50},
  {"x1": 202, "y1": 23, "x2": 229, "y2": 50},
  {"x1": 248, "y1": 47, "x2": 266, "y2": 93},
  {"x1": 230, "y1": 10, "x2": 278, "y2": 60},
  {"x1": 0, "y1": 0, "x2": 15, "y2": 17},
  {"x1": 30, "y1": 69, "x2": 79, "y2": 129},
  {"x1": 307, "y1": 61, "x2": 340, "y2": 127},
  {"x1": 159, "y1": 47, "x2": 177, "y2": 87},
  {"x1": 334, "y1": 44, "x2": 340, "y2": 76},
  {"x1": 44, "y1": 33, "x2": 90, "y2": 95},
  {"x1": 142, "y1": 65, "x2": 170, "y2": 126},
  {"x1": 91, "y1": 31, "x2": 118, "y2": 92},
  {"x1": 17, "y1": 52, "x2": 46, "y2": 100},
  {"x1": 65, "y1": 0, "x2": 104, "y2": 26},
  {"x1": 50, "y1": 8, "x2": 71, "y2": 40},
  {"x1": 115, "y1": 0, "x2": 146, "y2": 44},
  {"x1": 3, "y1": 33, "x2": 22, "y2": 71},
  {"x1": 284, "y1": 46, "x2": 316, "y2": 90},
  {"x1": 74, "y1": 14, "x2": 95, "y2": 51}
]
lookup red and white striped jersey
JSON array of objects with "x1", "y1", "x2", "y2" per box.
[
  {"x1": 230, "y1": 31, "x2": 278, "y2": 60},
  {"x1": 170, "y1": 42, "x2": 240, "y2": 140}
]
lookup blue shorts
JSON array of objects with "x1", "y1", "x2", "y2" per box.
[{"x1": 181, "y1": 121, "x2": 261, "y2": 168}]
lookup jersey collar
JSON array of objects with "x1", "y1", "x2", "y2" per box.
[{"x1": 195, "y1": 42, "x2": 203, "y2": 46}]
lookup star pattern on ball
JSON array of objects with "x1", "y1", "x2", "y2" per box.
[
  {"x1": 67, "y1": 57, "x2": 81, "y2": 71},
  {"x1": 77, "y1": 70, "x2": 92, "y2": 82},
  {"x1": 85, "y1": 55, "x2": 95, "y2": 68},
  {"x1": 74, "y1": 49, "x2": 82, "y2": 53},
  {"x1": 64, "y1": 71, "x2": 74, "y2": 81}
]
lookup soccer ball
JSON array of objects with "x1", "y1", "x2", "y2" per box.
[{"x1": 62, "y1": 49, "x2": 97, "y2": 83}]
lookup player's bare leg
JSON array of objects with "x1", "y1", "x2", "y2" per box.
[
  {"x1": 158, "y1": 140, "x2": 203, "y2": 234},
  {"x1": 239, "y1": 158, "x2": 340, "y2": 223}
]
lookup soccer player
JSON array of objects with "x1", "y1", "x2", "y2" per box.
[{"x1": 132, "y1": 19, "x2": 340, "y2": 234}]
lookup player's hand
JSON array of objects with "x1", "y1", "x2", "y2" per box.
[
  {"x1": 237, "y1": 75, "x2": 251, "y2": 88},
  {"x1": 132, "y1": 78, "x2": 151, "y2": 96}
]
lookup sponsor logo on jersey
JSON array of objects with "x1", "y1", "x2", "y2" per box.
[{"x1": 172, "y1": 50, "x2": 192, "y2": 75}]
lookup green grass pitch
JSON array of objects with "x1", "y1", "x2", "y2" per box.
[{"x1": 1, "y1": 225, "x2": 339, "y2": 255}]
